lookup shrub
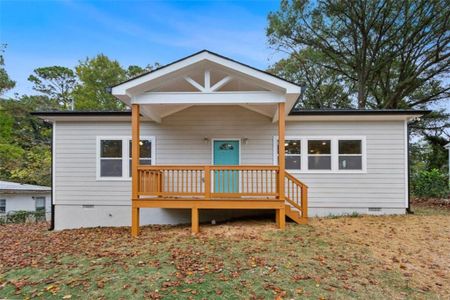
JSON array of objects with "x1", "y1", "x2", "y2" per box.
[
  {"x1": 6, "y1": 210, "x2": 31, "y2": 223},
  {"x1": 412, "y1": 168, "x2": 449, "y2": 198},
  {"x1": 5, "y1": 210, "x2": 45, "y2": 224}
]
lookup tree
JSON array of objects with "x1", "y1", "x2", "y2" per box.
[
  {"x1": 0, "y1": 98, "x2": 51, "y2": 185},
  {"x1": 126, "y1": 63, "x2": 160, "y2": 79},
  {"x1": 269, "y1": 48, "x2": 353, "y2": 109},
  {"x1": 73, "y1": 54, "x2": 126, "y2": 111},
  {"x1": 0, "y1": 44, "x2": 15, "y2": 95},
  {"x1": 28, "y1": 66, "x2": 77, "y2": 110},
  {"x1": 267, "y1": 0, "x2": 450, "y2": 109}
]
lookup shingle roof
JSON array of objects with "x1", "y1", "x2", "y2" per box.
[{"x1": 0, "y1": 181, "x2": 50, "y2": 193}]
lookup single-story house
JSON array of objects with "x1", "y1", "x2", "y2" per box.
[
  {"x1": 33, "y1": 50, "x2": 428, "y2": 235},
  {"x1": 0, "y1": 180, "x2": 51, "y2": 221}
]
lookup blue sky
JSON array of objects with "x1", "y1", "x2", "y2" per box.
[{"x1": 1, "y1": 0, "x2": 281, "y2": 97}]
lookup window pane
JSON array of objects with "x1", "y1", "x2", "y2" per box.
[
  {"x1": 339, "y1": 140, "x2": 362, "y2": 154},
  {"x1": 129, "y1": 140, "x2": 152, "y2": 158},
  {"x1": 285, "y1": 156, "x2": 301, "y2": 169},
  {"x1": 101, "y1": 159, "x2": 122, "y2": 177},
  {"x1": 101, "y1": 140, "x2": 122, "y2": 158},
  {"x1": 308, "y1": 140, "x2": 331, "y2": 154},
  {"x1": 285, "y1": 140, "x2": 300, "y2": 154},
  {"x1": 129, "y1": 159, "x2": 152, "y2": 176},
  {"x1": 0, "y1": 199, "x2": 5, "y2": 213},
  {"x1": 35, "y1": 197, "x2": 45, "y2": 211},
  {"x1": 308, "y1": 156, "x2": 331, "y2": 170},
  {"x1": 339, "y1": 156, "x2": 362, "y2": 170}
]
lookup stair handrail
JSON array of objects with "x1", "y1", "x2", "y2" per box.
[{"x1": 284, "y1": 172, "x2": 308, "y2": 219}]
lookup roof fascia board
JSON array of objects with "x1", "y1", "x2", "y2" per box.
[
  {"x1": 286, "y1": 115, "x2": 424, "y2": 121},
  {"x1": 132, "y1": 91, "x2": 285, "y2": 105}
]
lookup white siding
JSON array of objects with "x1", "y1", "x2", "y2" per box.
[
  {"x1": 285, "y1": 121, "x2": 407, "y2": 214},
  {"x1": 54, "y1": 106, "x2": 407, "y2": 228},
  {"x1": 0, "y1": 193, "x2": 52, "y2": 221}
]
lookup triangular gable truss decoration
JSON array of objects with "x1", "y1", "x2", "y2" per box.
[
  {"x1": 184, "y1": 70, "x2": 233, "y2": 93},
  {"x1": 111, "y1": 50, "x2": 301, "y2": 122}
]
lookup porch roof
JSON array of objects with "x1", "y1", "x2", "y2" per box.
[{"x1": 110, "y1": 50, "x2": 302, "y2": 122}]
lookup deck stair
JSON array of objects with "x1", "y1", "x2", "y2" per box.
[{"x1": 284, "y1": 172, "x2": 308, "y2": 224}]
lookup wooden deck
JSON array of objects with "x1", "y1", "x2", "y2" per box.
[
  {"x1": 131, "y1": 164, "x2": 308, "y2": 235},
  {"x1": 130, "y1": 102, "x2": 308, "y2": 236}
]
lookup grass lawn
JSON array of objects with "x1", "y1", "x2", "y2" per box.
[{"x1": 1, "y1": 204, "x2": 449, "y2": 299}]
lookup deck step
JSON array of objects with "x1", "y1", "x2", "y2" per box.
[{"x1": 284, "y1": 204, "x2": 307, "y2": 224}]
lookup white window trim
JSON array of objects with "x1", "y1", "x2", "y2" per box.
[
  {"x1": 273, "y1": 136, "x2": 367, "y2": 174},
  {"x1": 96, "y1": 136, "x2": 156, "y2": 181}
]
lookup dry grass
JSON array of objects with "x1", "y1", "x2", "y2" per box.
[{"x1": 0, "y1": 204, "x2": 449, "y2": 299}]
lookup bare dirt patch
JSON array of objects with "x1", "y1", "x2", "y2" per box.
[{"x1": 311, "y1": 212, "x2": 450, "y2": 297}]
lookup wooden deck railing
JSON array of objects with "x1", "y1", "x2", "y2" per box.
[
  {"x1": 285, "y1": 172, "x2": 308, "y2": 218},
  {"x1": 137, "y1": 165, "x2": 308, "y2": 220},
  {"x1": 137, "y1": 165, "x2": 280, "y2": 199}
]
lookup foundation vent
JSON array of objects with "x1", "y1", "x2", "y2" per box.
[
  {"x1": 368, "y1": 207, "x2": 382, "y2": 212},
  {"x1": 82, "y1": 205, "x2": 95, "y2": 209}
]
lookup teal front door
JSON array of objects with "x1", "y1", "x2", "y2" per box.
[{"x1": 213, "y1": 140, "x2": 239, "y2": 193}]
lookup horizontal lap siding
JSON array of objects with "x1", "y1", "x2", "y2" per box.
[
  {"x1": 286, "y1": 121, "x2": 406, "y2": 209},
  {"x1": 55, "y1": 106, "x2": 406, "y2": 210},
  {"x1": 54, "y1": 106, "x2": 276, "y2": 205}
]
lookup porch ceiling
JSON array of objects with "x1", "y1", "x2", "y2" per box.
[{"x1": 111, "y1": 50, "x2": 301, "y2": 122}]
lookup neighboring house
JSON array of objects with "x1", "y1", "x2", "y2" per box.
[
  {"x1": 0, "y1": 181, "x2": 51, "y2": 221},
  {"x1": 33, "y1": 50, "x2": 428, "y2": 235}
]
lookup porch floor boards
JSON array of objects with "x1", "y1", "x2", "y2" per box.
[{"x1": 132, "y1": 198, "x2": 285, "y2": 209}]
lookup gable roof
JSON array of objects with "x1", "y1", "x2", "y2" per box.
[
  {"x1": 110, "y1": 49, "x2": 301, "y2": 91},
  {"x1": 0, "y1": 181, "x2": 50, "y2": 194},
  {"x1": 110, "y1": 50, "x2": 301, "y2": 101},
  {"x1": 110, "y1": 50, "x2": 303, "y2": 122}
]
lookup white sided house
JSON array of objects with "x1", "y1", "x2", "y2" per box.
[
  {"x1": 0, "y1": 181, "x2": 51, "y2": 221},
  {"x1": 34, "y1": 50, "x2": 427, "y2": 234}
]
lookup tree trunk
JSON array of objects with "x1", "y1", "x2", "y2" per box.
[{"x1": 357, "y1": 72, "x2": 366, "y2": 109}]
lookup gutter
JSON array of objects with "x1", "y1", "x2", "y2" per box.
[
  {"x1": 406, "y1": 121, "x2": 414, "y2": 214},
  {"x1": 49, "y1": 121, "x2": 55, "y2": 230}
]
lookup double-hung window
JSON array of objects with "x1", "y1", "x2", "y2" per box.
[
  {"x1": 308, "y1": 140, "x2": 332, "y2": 170},
  {"x1": 97, "y1": 136, "x2": 155, "y2": 180},
  {"x1": 275, "y1": 136, "x2": 366, "y2": 173},
  {"x1": 338, "y1": 140, "x2": 363, "y2": 170},
  {"x1": 285, "y1": 140, "x2": 301, "y2": 170},
  {"x1": 0, "y1": 199, "x2": 5, "y2": 214},
  {"x1": 128, "y1": 140, "x2": 153, "y2": 176},
  {"x1": 100, "y1": 139, "x2": 123, "y2": 177},
  {"x1": 35, "y1": 197, "x2": 46, "y2": 212}
]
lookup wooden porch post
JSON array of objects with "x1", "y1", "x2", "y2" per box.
[
  {"x1": 277, "y1": 102, "x2": 286, "y2": 229},
  {"x1": 131, "y1": 104, "x2": 140, "y2": 237},
  {"x1": 192, "y1": 208, "x2": 199, "y2": 234}
]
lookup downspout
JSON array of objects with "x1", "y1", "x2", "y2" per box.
[
  {"x1": 48, "y1": 121, "x2": 55, "y2": 230},
  {"x1": 406, "y1": 121, "x2": 413, "y2": 214}
]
